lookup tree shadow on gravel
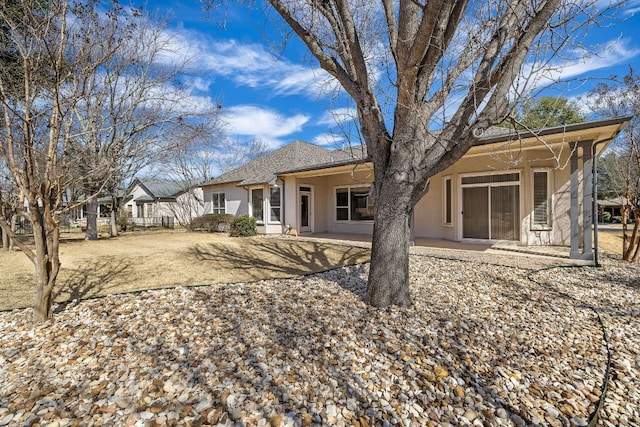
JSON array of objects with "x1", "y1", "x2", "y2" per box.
[
  {"x1": 188, "y1": 239, "x2": 370, "y2": 281},
  {"x1": 53, "y1": 258, "x2": 133, "y2": 313},
  {"x1": 528, "y1": 268, "x2": 640, "y2": 320}
]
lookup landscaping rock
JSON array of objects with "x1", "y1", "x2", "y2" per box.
[{"x1": 0, "y1": 254, "x2": 638, "y2": 426}]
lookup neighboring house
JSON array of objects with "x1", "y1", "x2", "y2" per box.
[
  {"x1": 123, "y1": 178, "x2": 204, "y2": 226},
  {"x1": 200, "y1": 117, "x2": 630, "y2": 261},
  {"x1": 61, "y1": 189, "x2": 125, "y2": 228},
  {"x1": 598, "y1": 197, "x2": 636, "y2": 222}
]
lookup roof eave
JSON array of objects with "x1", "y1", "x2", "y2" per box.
[{"x1": 476, "y1": 116, "x2": 632, "y2": 146}]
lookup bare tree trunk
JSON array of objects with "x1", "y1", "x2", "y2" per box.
[
  {"x1": 9, "y1": 213, "x2": 16, "y2": 252},
  {"x1": 623, "y1": 205, "x2": 640, "y2": 261},
  {"x1": 1, "y1": 205, "x2": 9, "y2": 251},
  {"x1": 110, "y1": 203, "x2": 118, "y2": 237},
  {"x1": 85, "y1": 195, "x2": 98, "y2": 240},
  {"x1": 365, "y1": 182, "x2": 413, "y2": 308},
  {"x1": 30, "y1": 208, "x2": 61, "y2": 323}
]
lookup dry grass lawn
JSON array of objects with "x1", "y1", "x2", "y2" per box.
[
  {"x1": 598, "y1": 228, "x2": 628, "y2": 256},
  {"x1": 1, "y1": 228, "x2": 630, "y2": 312},
  {"x1": 0, "y1": 230, "x2": 370, "y2": 311}
]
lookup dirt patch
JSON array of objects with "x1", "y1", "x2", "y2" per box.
[{"x1": 0, "y1": 230, "x2": 370, "y2": 311}]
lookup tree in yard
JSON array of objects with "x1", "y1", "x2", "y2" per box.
[
  {"x1": 511, "y1": 96, "x2": 585, "y2": 129},
  {"x1": 0, "y1": 160, "x2": 19, "y2": 251},
  {"x1": 206, "y1": 0, "x2": 613, "y2": 307},
  {"x1": 0, "y1": 0, "x2": 149, "y2": 322},
  {"x1": 157, "y1": 135, "x2": 269, "y2": 227},
  {"x1": 587, "y1": 69, "x2": 640, "y2": 261},
  {"x1": 66, "y1": 9, "x2": 223, "y2": 240}
]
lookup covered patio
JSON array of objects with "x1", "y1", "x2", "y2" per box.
[{"x1": 279, "y1": 232, "x2": 592, "y2": 269}]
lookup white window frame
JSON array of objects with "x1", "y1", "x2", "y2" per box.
[
  {"x1": 211, "y1": 192, "x2": 226, "y2": 215},
  {"x1": 443, "y1": 176, "x2": 453, "y2": 226},
  {"x1": 334, "y1": 185, "x2": 375, "y2": 223},
  {"x1": 268, "y1": 186, "x2": 282, "y2": 224},
  {"x1": 531, "y1": 168, "x2": 553, "y2": 230},
  {"x1": 249, "y1": 187, "x2": 265, "y2": 224}
]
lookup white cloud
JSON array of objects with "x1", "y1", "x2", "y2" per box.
[
  {"x1": 317, "y1": 108, "x2": 358, "y2": 126},
  {"x1": 623, "y1": 0, "x2": 640, "y2": 15},
  {"x1": 524, "y1": 38, "x2": 640, "y2": 90},
  {"x1": 178, "y1": 36, "x2": 331, "y2": 98},
  {"x1": 182, "y1": 76, "x2": 212, "y2": 93},
  {"x1": 312, "y1": 132, "x2": 345, "y2": 147},
  {"x1": 223, "y1": 105, "x2": 310, "y2": 148}
]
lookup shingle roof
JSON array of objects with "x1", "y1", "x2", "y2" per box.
[
  {"x1": 135, "y1": 179, "x2": 192, "y2": 199},
  {"x1": 598, "y1": 197, "x2": 629, "y2": 207},
  {"x1": 203, "y1": 141, "x2": 367, "y2": 187}
]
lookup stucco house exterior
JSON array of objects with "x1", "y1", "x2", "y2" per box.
[
  {"x1": 200, "y1": 116, "x2": 630, "y2": 260},
  {"x1": 123, "y1": 178, "x2": 204, "y2": 227}
]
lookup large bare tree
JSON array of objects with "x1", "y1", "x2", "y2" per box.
[
  {"x1": 0, "y1": 0, "x2": 161, "y2": 322},
  {"x1": 206, "y1": 0, "x2": 612, "y2": 307},
  {"x1": 588, "y1": 69, "x2": 640, "y2": 261},
  {"x1": 67, "y1": 9, "x2": 223, "y2": 240}
]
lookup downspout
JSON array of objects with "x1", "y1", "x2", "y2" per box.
[{"x1": 280, "y1": 178, "x2": 285, "y2": 234}]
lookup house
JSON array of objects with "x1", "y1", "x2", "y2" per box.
[
  {"x1": 61, "y1": 189, "x2": 126, "y2": 229},
  {"x1": 200, "y1": 116, "x2": 630, "y2": 261},
  {"x1": 598, "y1": 197, "x2": 636, "y2": 222},
  {"x1": 123, "y1": 178, "x2": 204, "y2": 227}
]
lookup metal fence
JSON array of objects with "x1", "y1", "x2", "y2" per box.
[
  {"x1": 10, "y1": 216, "x2": 174, "y2": 236},
  {"x1": 129, "y1": 216, "x2": 174, "y2": 229}
]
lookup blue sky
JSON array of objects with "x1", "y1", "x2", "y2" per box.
[{"x1": 135, "y1": 1, "x2": 640, "y2": 151}]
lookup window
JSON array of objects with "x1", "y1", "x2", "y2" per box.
[
  {"x1": 269, "y1": 187, "x2": 281, "y2": 223},
  {"x1": 335, "y1": 186, "x2": 374, "y2": 221},
  {"x1": 532, "y1": 170, "x2": 552, "y2": 229},
  {"x1": 443, "y1": 177, "x2": 452, "y2": 225},
  {"x1": 136, "y1": 203, "x2": 144, "y2": 218},
  {"x1": 251, "y1": 188, "x2": 264, "y2": 223},
  {"x1": 212, "y1": 193, "x2": 225, "y2": 214},
  {"x1": 146, "y1": 204, "x2": 153, "y2": 218},
  {"x1": 336, "y1": 188, "x2": 349, "y2": 220}
]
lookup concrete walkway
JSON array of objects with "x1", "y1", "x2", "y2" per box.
[{"x1": 276, "y1": 232, "x2": 592, "y2": 270}]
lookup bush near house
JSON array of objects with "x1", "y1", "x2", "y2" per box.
[
  {"x1": 230, "y1": 215, "x2": 257, "y2": 237},
  {"x1": 189, "y1": 214, "x2": 235, "y2": 233},
  {"x1": 601, "y1": 212, "x2": 612, "y2": 223}
]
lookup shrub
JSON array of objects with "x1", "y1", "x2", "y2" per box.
[
  {"x1": 230, "y1": 214, "x2": 257, "y2": 237},
  {"x1": 117, "y1": 213, "x2": 133, "y2": 231},
  {"x1": 612, "y1": 215, "x2": 622, "y2": 224},
  {"x1": 189, "y1": 213, "x2": 234, "y2": 232},
  {"x1": 601, "y1": 211, "x2": 611, "y2": 223}
]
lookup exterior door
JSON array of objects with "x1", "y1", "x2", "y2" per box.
[
  {"x1": 299, "y1": 187, "x2": 312, "y2": 233},
  {"x1": 463, "y1": 187, "x2": 489, "y2": 239},
  {"x1": 462, "y1": 174, "x2": 520, "y2": 241}
]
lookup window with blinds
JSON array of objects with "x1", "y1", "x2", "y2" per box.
[{"x1": 532, "y1": 170, "x2": 551, "y2": 229}]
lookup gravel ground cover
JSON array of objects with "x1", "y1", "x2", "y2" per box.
[{"x1": 0, "y1": 254, "x2": 638, "y2": 427}]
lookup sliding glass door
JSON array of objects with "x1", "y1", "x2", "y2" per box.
[{"x1": 462, "y1": 173, "x2": 520, "y2": 241}]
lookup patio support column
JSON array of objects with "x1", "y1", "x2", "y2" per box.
[
  {"x1": 581, "y1": 142, "x2": 593, "y2": 260},
  {"x1": 569, "y1": 141, "x2": 595, "y2": 261},
  {"x1": 283, "y1": 176, "x2": 298, "y2": 233},
  {"x1": 570, "y1": 143, "x2": 580, "y2": 258}
]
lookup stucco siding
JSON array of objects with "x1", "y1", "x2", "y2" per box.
[
  {"x1": 202, "y1": 184, "x2": 247, "y2": 217},
  {"x1": 323, "y1": 169, "x2": 374, "y2": 235},
  {"x1": 409, "y1": 145, "x2": 587, "y2": 247}
]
